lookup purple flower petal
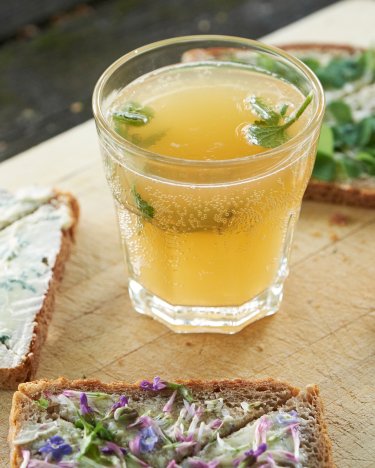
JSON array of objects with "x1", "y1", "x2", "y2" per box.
[
  {"x1": 290, "y1": 423, "x2": 300, "y2": 459},
  {"x1": 140, "y1": 376, "x2": 167, "y2": 391},
  {"x1": 175, "y1": 430, "x2": 194, "y2": 443},
  {"x1": 175, "y1": 440, "x2": 197, "y2": 456},
  {"x1": 167, "y1": 461, "x2": 180, "y2": 468},
  {"x1": 79, "y1": 392, "x2": 93, "y2": 416},
  {"x1": 20, "y1": 450, "x2": 30, "y2": 468},
  {"x1": 62, "y1": 390, "x2": 78, "y2": 398},
  {"x1": 254, "y1": 415, "x2": 272, "y2": 447},
  {"x1": 38, "y1": 436, "x2": 73, "y2": 462},
  {"x1": 245, "y1": 442, "x2": 267, "y2": 458},
  {"x1": 128, "y1": 415, "x2": 154, "y2": 429},
  {"x1": 111, "y1": 395, "x2": 129, "y2": 412},
  {"x1": 129, "y1": 434, "x2": 141, "y2": 456},
  {"x1": 163, "y1": 390, "x2": 177, "y2": 413},
  {"x1": 209, "y1": 419, "x2": 222, "y2": 430},
  {"x1": 187, "y1": 460, "x2": 219, "y2": 468},
  {"x1": 140, "y1": 380, "x2": 153, "y2": 390},
  {"x1": 152, "y1": 376, "x2": 167, "y2": 391},
  {"x1": 101, "y1": 441, "x2": 127, "y2": 459},
  {"x1": 140, "y1": 426, "x2": 159, "y2": 452}
]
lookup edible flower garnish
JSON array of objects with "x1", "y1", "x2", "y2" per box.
[
  {"x1": 111, "y1": 395, "x2": 129, "y2": 412},
  {"x1": 129, "y1": 426, "x2": 159, "y2": 455},
  {"x1": 163, "y1": 390, "x2": 177, "y2": 414},
  {"x1": 79, "y1": 392, "x2": 93, "y2": 416},
  {"x1": 140, "y1": 426, "x2": 159, "y2": 452},
  {"x1": 140, "y1": 376, "x2": 167, "y2": 391},
  {"x1": 38, "y1": 436, "x2": 73, "y2": 462},
  {"x1": 140, "y1": 376, "x2": 194, "y2": 403},
  {"x1": 254, "y1": 415, "x2": 272, "y2": 447},
  {"x1": 101, "y1": 441, "x2": 127, "y2": 458},
  {"x1": 188, "y1": 460, "x2": 220, "y2": 468},
  {"x1": 166, "y1": 461, "x2": 180, "y2": 468},
  {"x1": 234, "y1": 443, "x2": 267, "y2": 467}
]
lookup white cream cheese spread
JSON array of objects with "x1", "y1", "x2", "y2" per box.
[
  {"x1": 0, "y1": 186, "x2": 54, "y2": 230},
  {"x1": 0, "y1": 189, "x2": 73, "y2": 369}
]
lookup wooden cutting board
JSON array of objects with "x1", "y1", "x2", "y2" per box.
[{"x1": 1, "y1": 1, "x2": 375, "y2": 466}]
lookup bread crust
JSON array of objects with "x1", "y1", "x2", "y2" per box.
[
  {"x1": 304, "y1": 385, "x2": 335, "y2": 468},
  {"x1": 0, "y1": 192, "x2": 79, "y2": 390},
  {"x1": 9, "y1": 377, "x2": 334, "y2": 467}
]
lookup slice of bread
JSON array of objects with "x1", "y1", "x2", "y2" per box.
[
  {"x1": 182, "y1": 45, "x2": 375, "y2": 209},
  {"x1": 9, "y1": 377, "x2": 334, "y2": 467},
  {"x1": 0, "y1": 188, "x2": 79, "y2": 389},
  {"x1": 281, "y1": 44, "x2": 375, "y2": 209}
]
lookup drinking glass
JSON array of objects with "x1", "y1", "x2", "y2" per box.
[{"x1": 92, "y1": 35, "x2": 324, "y2": 334}]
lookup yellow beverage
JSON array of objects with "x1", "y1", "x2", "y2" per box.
[{"x1": 104, "y1": 63, "x2": 314, "y2": 307}]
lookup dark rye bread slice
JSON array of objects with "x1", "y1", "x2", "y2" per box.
[
  {"x1": 0, "y1": 191, "x2": 79, "y2": 389},
  {"x1": 280, "y1": 43, "x2": 375, "y2": 209},
  {"x1": 8, "y1": 377, "x2": 333, "y2": 467},
  {"x1": 186, "y1": 384, "x2": 333, "y2": 467},
  {"x1": 282, "y1": 384, "x2": 334, "y2": 467},
  {"x1": 182, "y1": 44, "x2": 375, "y2": 209}
]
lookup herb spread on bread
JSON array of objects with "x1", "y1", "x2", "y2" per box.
[
  {"x1": 0, "y1": 187, "x2": 78, "y2": 389},
  {"x1": 14, "y1": 377, "x2": 303, "y2": 467},
  {"x1": 296, "y1": 49, "x2": 375, "y2": 183}
]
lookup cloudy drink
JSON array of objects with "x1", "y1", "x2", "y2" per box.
[{"x1": 104, "y1": 63, "x2": 313, "y2": 308}]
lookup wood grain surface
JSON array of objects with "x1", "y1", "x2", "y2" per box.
[{"x1": 1, "y1": 1, "x2": 374, "y2": 466}]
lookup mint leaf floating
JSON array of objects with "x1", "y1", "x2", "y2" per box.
[
  {"x1": 247, "y1": 92, "x2": 313, "y2": 148},
  {"x1": 112, "y1": 102, "x2": 154, "y2": 126},
  {"x1": 131, "y1": 186, "x2": 154, "y2": 219},
  {"x1": 246, "y1": 96, "x2": 280, "y2": 125}
]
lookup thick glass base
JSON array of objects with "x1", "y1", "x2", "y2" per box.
[{"x1": 128, "y1": 270, "x2": 286, "y2": 334}]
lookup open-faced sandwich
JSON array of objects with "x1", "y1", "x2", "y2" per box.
[
  {"x1": 182, "y1": 44, "x2": 375, "y2": 208},
  {"x1": 0, "y1": 187, "x2": 79, "y2": 389},
  {"x1": 9, "y1": 377, "x2": 334, "y2": 467}
]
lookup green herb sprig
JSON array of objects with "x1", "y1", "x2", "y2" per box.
[
  {"x1": 112, "y1": 102, "x2": 154, "y2": 126},
  {"x1": 302, "y1": 49, "x2": 375, "y2": 90},
  {"x1": 247, "y1": 92, "x2": 313, "y2": 148},
  {"x1": 0, "y1": 335, "x2": 10, "y2": 345},
  {"x1": 131, "y1": 186, "x2": 155, "y2": 220},
  {"x1": 166, "y1": 382, "x2": 194, "y2": 403},
  {"x1": 313, "y1": 101, "x2": 375, "y2": 181}
]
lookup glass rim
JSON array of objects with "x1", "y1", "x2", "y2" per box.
[{"x1": 92, "y1": 34, "x2": 325, "y2": 168}]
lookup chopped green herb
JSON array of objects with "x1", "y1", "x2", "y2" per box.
[
  {"x1": 112, "y1": 102, "x2": 154, "y2": 126},
  {"x1": 247, "y1": 92, "x2": 313, "y2": 148},
  {"x1": 131, "y1": 186, "x2": 154, "y2": 220},
  {"x1": 36, "y1": 397, "x2": 49, "y2": 409},
  {"x1": 0, "y1": 335, "x2": 10, "y2": 345},
  {"x1": 166, "y1": 382, "x2": 194, "y2": 403}
]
